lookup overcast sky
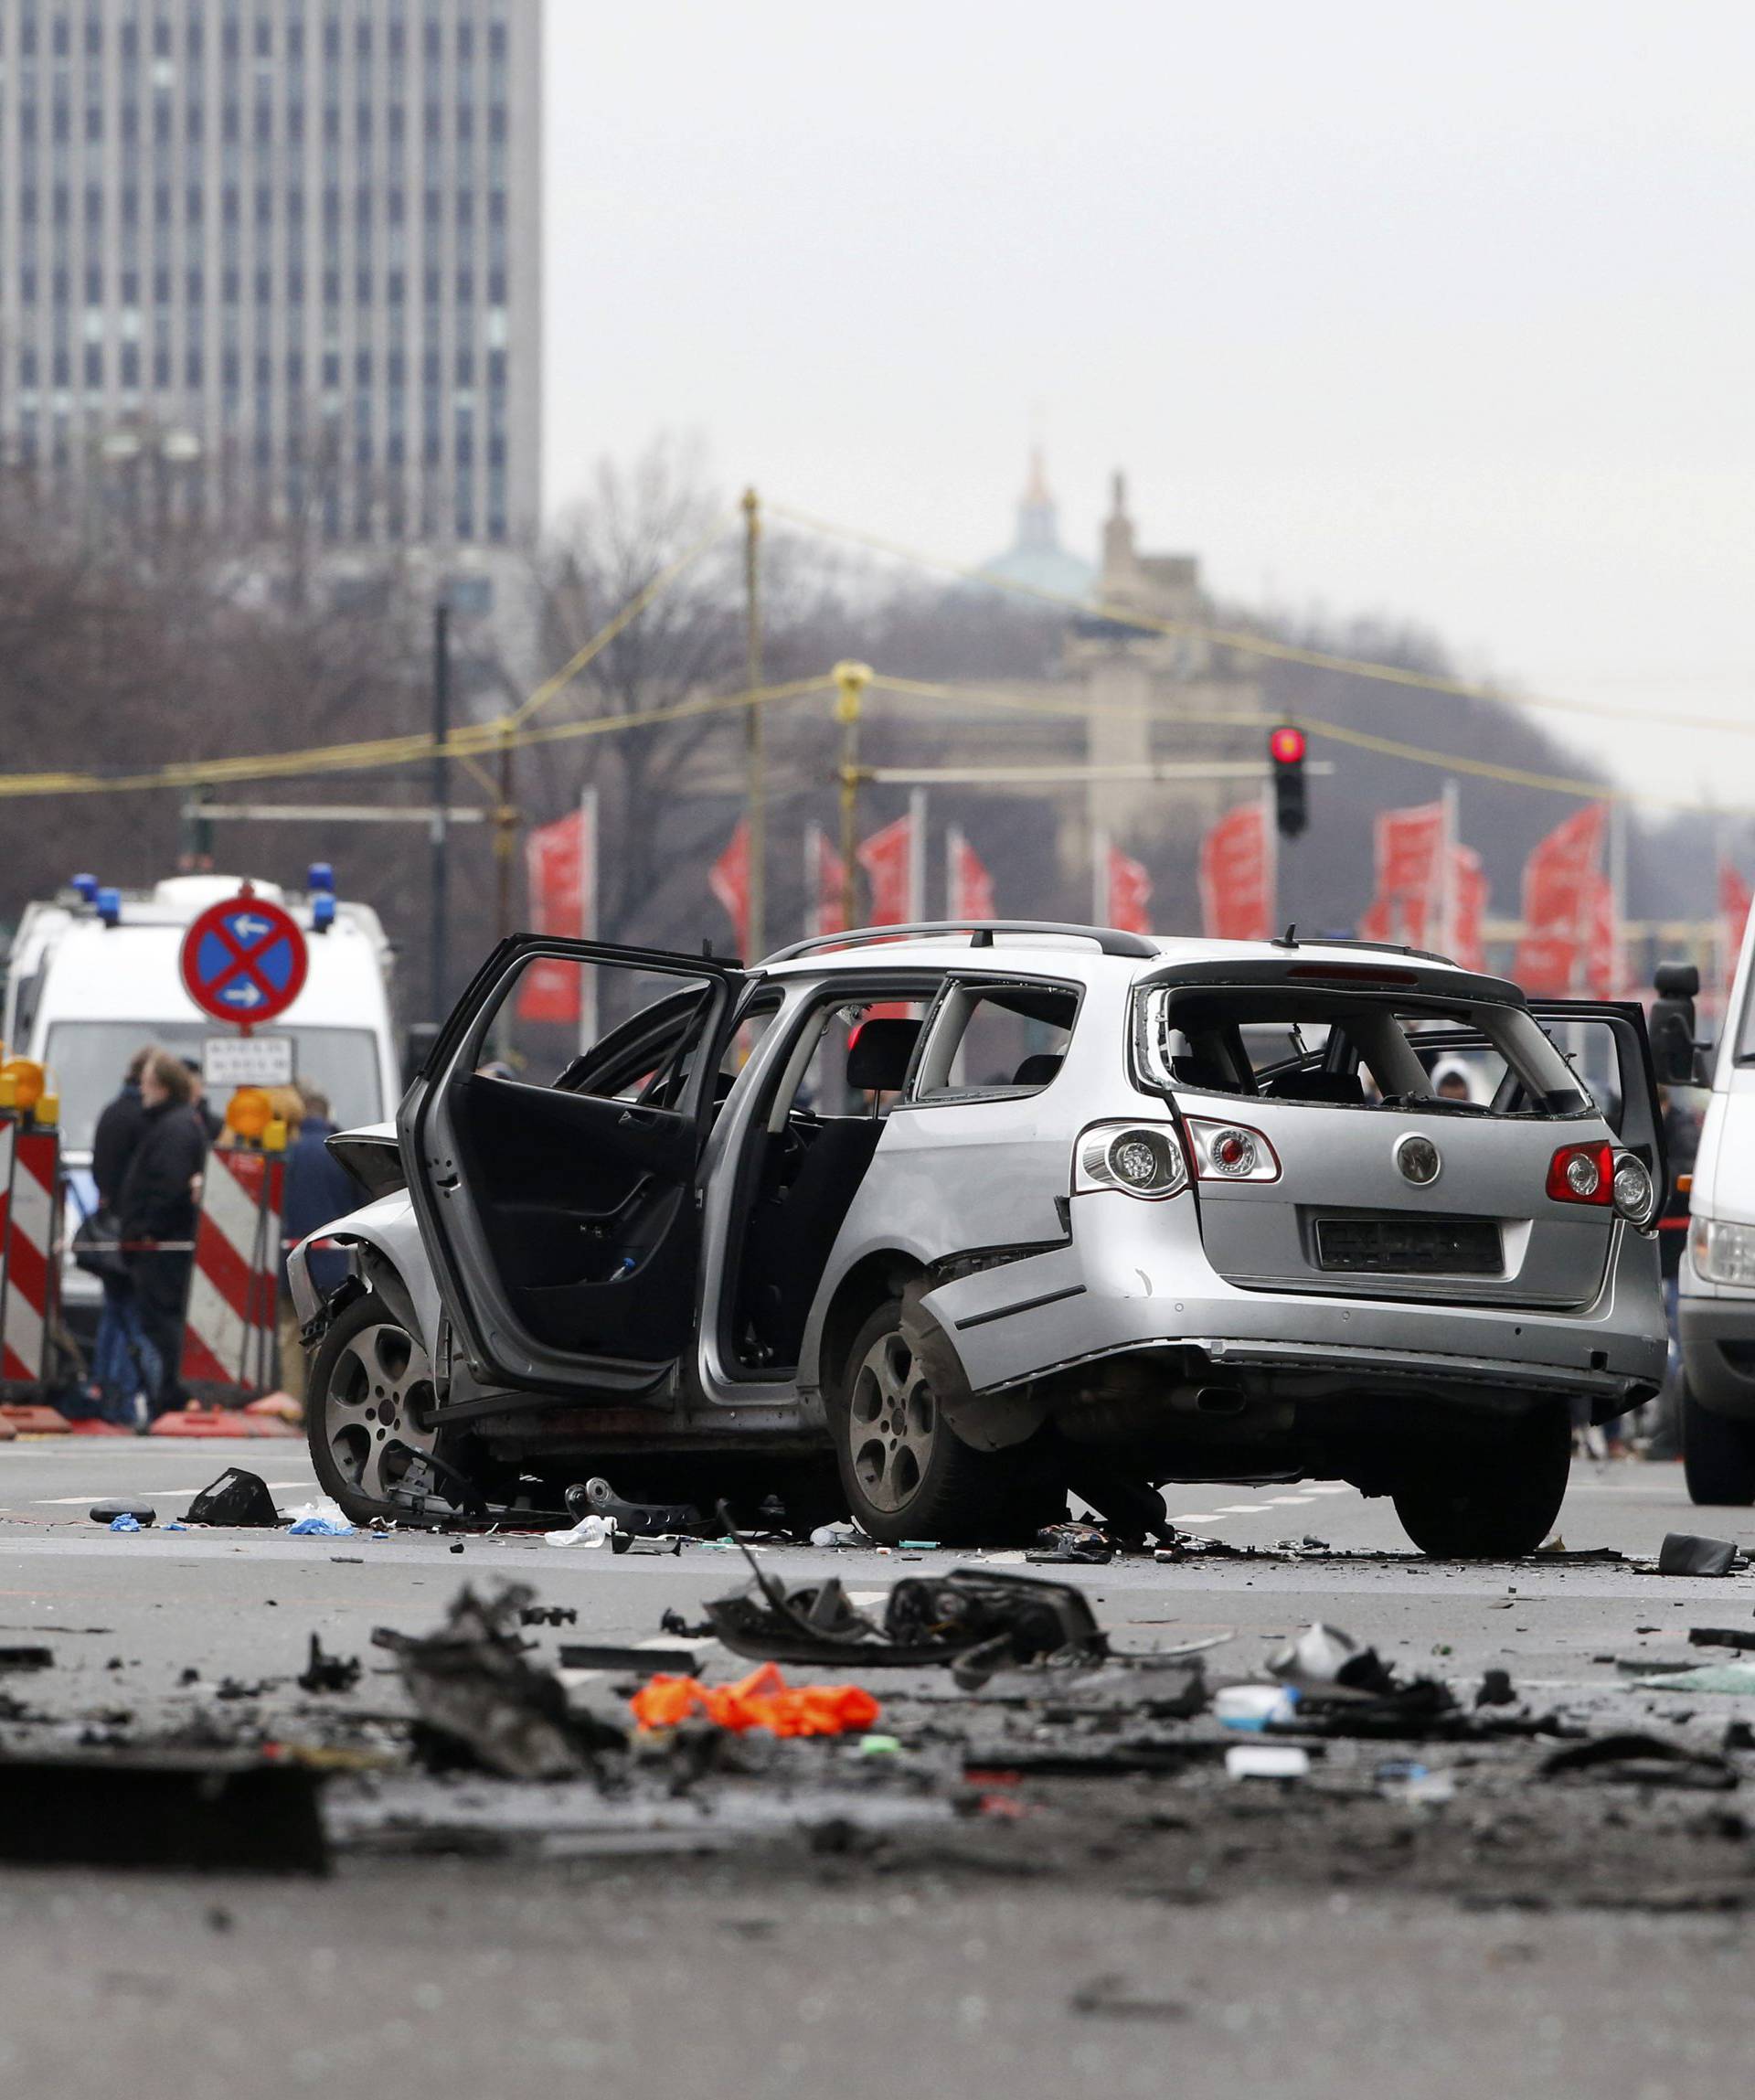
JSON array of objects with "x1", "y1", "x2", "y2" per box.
[{"x1": 543, "y1": 2, "x2": 1753, "y2": 809}]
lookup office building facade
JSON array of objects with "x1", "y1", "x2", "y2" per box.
[{"x1": 0, "y1": 0, "x2": 541, "y2": 554}]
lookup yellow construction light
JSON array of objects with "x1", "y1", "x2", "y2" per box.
[
  {"x1": 263, "y1": 1119, "x2": 290, "y2": 1154},
  {"x1": 1, "y1": 1059, "x2": 46, "y2": 1112},
  {"x1": 35, "y1": 1093, "x2": 59, "y2": 1130},
  {"x1": 226, "y1": 1086, "x2": 272, "y2": 1141}
]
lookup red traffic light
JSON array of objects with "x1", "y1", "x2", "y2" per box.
[{"x1": 1269, "y1": 725, "x2": 1307, "y2": 765}]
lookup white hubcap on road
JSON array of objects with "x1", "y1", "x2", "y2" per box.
[
  {"x1": 849, "y1": 1330, "x2": 937, "y2": 1513},
  {"x1": 324, "y1": 1321, "x2": 439, "y2": 1505}
]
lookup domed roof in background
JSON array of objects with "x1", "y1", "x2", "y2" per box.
[{"x1": 976, "y1": 450, "x2": 1096, "y2": 602}]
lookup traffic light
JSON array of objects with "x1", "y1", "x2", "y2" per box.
[{"x1": 1269, "y1": 723, "x2": 1308, "y2": 838}]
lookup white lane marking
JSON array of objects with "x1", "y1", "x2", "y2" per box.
[
  {"x1": 1303, "y1": 1485, "x2": 1353, "y2": 1496},
  {"x1": 1211, "y1": 1504, "x2": 1274, "y2": 1515},
  {"x1": 32, "y1": 1480, "x2": 313, "y2": 1505},
  {"x1": 1267, "y1": 1494, "x2": 1316, "y2": 1505},
  {"x1": 1171, "y1": 1513, "x2": 1228, "y2": 1523}
]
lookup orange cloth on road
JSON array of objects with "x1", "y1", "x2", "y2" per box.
[{"x1": 630, "y1": 1662, "x2": 879, "y2": 1738}]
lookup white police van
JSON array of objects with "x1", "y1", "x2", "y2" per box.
[{"x1": 3, "y1": 869, "x2": 401, "y2": 1345}]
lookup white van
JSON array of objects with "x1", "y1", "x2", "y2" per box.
[
  {"x1": 1664, "y1": 950, "x2": 1755, "y2": 1501},
  {"x1": 4, "y1": 870, "x2": 401, "y2": 1343}
]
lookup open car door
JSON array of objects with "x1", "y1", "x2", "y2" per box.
[
  {"x1": 1526, "y1": 1000, "x2": 1667, "y2": 1184},
  {"x1": 401, "y1": 938, "x2": 746, "y2": 1399}
]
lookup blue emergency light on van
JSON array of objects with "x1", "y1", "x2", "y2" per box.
[
  {"x1": 96, "y1": 887, "x2": 122, "y2": 926},
  {"x1": 308, "y1": 862, "x2": 335, "y2": 893},
  {"x1": 313, "y1": 892, "x2": 336, "y2": 933},
  {"x1": 70, "y1": 873, "x2": 100, "y2": 903}
]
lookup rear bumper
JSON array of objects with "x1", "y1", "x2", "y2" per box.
[
  {"x1": 1680, "y1": 1296, "x2": 1755, "y2": 1419},
  {"x1": 922, "y1": 1191, "x2": 1668, "y2": 1406}
]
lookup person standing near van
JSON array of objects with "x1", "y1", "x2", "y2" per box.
[
  {"x1": 86, "y1": 1048, "x2": 157, "y2": 1424},
  {"x1": 117, "y1": 1051, "x2": 209, "y2": 1422}
]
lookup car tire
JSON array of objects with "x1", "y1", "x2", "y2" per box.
[
  {"x1": 1681, "y1": 1385, "x2": 1755, "y2": 1506},
  {"x1": 1390, "y1": 1406, "x2": 1571, "y2": 1559},
  {"x1": 306, "y1": 1292, "x2": 446, "y2": 1524},
  {"x1": 828, "y1": 1298, "x2": 1058, "y2": 1546}
]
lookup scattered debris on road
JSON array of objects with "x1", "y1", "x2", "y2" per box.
[{"x1": 1658, "y1": 1532, "x2": 1740, "y2": 1576}]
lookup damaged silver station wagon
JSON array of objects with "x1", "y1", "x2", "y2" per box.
[{"x1": 289, "y1": 922, "x2": 1669, "y2": 1557}]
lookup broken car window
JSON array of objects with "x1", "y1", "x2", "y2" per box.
[
  {"x1": 910, "y1": 979, "x2": 1080, "y2": 1103},
  {"x1": 1133, "y1": 985, "x2": 1589, "y2": 1117}
]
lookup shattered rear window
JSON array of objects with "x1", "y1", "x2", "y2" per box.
[{"x1": 1132, "y1": 985, "x2": 1590, "y2": 1117}]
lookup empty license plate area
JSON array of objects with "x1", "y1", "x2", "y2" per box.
[{"x1": 1314, "y1": 1215, "x2": 1504, "y2": 1277}]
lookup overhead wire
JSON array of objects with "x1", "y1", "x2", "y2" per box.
[{"x1": 768, "y1": 499, "x2": 1754, "y2": 742}]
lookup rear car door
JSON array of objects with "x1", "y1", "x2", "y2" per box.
[{"x1": 402, "y1": 939, "x2": 746, "y2": 1398}]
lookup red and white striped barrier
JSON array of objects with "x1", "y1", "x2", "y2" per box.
[
  {"x1": 1, "y1": 1125, "x2": 61, "y2": 1386},
  {"x1": 181, "y1": 1146, "x2": 285, "y2": 1395}
]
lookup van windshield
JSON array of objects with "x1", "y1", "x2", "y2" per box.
[
  {"x1": 1133, "y1": 986, "x2": 1590, "y2": 1116},
  {"x1": 46, "y1": 1022, "x2": 384, "y2": 1152}
]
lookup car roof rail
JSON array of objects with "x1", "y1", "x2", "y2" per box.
[
  {"x1": 761, "y1": 920, "x2": 1160, "y2": 965},
  {"x1": 1269, "y1": 927, "x2": 1457, "y2": 968}
]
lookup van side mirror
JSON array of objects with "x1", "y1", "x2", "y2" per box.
[
  {"x1": 403, "y1": 1021, "x2": 441, "y2": 1085},
  {"x1": 1650, "y1": 959, "x2": 1702, "y2": 1087}
]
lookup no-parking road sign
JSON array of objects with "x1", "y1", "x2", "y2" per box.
[{"x1": 179, "y1": 890, "x2": 309, "y2": 1030}]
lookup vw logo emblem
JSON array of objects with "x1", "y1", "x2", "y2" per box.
[{"x1": 1397, "y1": 1135, "x2": 1441, "y2": 1187}]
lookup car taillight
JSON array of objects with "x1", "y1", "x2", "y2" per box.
[
  {"x1": 1075, "y1": 1122, "x2": 1189, "y2": 1199},
  {"x1": 1547, "y1": 1140, "x2": 1613, "y2": 1206},
  {"x1": 1184, "y1": 1116, "x2": 1282, "y2": 1184},
  {"x1": 1610, "y1": 1150, "x2": 1657, "y2": 1228}
]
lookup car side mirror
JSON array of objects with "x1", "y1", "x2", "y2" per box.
[
  {"x1": 1649, "y1": 959, "x2": 1700, "y2": 1088},
  {"x1": 1693, "y1": 1041, "x2": 1718, "y2": 1088}
]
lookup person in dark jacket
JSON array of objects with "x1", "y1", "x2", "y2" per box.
[
  {"x1": 92, "y1": 1048, "x2": 152, "y2": 1209},
  {"x1": 182, "y1": 1059, "x2": 224, "y2": 1143},
  {"x1": 88, "y1": 1048, "x2": 157, "y2": 1424},
  {"x1": 275, "y1": 1084, "x2": 359, "y2": 1405},
  {"x1": 117, "y1": 1050, "x2": 209, "y2": 1421}
]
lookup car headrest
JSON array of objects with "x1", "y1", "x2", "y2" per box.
[
  {"x1": 846, "y1": 1018, "x2": 921, "y2": 1093},
  {"x1": 1012, "y1": 1052, "x2": 1064, "y2": 1089}
]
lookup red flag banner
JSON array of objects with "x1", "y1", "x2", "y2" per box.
[
  {"x1": 947, "y1": 827, "x2": 996, "y2": 922},
  {"x1": 1198, "y1": 802, "x2": 1272, "y2": 942},
  {"x1": 1719, "y1": 859, "x2": 1751, "y2": 992},
  {"x1": 517, "y1": 805, "x2": 594, "y2": 1021},
  {"x1": 1513, "y1": 803, "x2": 1607, "y2": 995},
  {"x1": 709, "y1": 818, "x2": 751, "y2": 957},
  {"x1": 1106, "y1": 846, "x2": 1153, "y2": 936},
  {"x1": 1356, "y1": 802, "x2": 1446, "y2": 948},
  {"x1": 858, "y1": 815, "x2": 917, "y2": 927},
  {"x1": 805, "y1": 823, "x2": 847, "y2": 938},
  {"x1": 1451, "y1": 846, "x2": 1489, "y2": 975}
]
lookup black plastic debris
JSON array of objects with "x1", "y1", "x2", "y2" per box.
[
  {"x1": 558, "y1": 1643, "x2": 700, "y2": 1675},
  {"x1": 703, "y1": 1539, "x2": 1107, "y2": 1685},
  {"x1": 1539, "y1": 1732, "x2": 1737, "y2": 1791},
  {"x1": 660, "y1": 1607, "x2": 716, "y2": 1641},
  {"x1": 1026, "y1": 1520, "x2": 1116, "y2": 1566},
  {"x1": 1691, "y1": 1627, "x2": 1755, "y2": 1651},
  {"x1": 373, "y1": 1583, "x2": 622, "y2": 1779},
  {"x1": 0, "y1": 1754, "x2": 327, "y2": 1873},
  {"x1": 88, "y1": 1500, "x2": 155, "y2": 1528},
  {"x1": 297, "y1": 1636, "x2": 361, "y2": 1695},
  {"x1": 1659, "y1": 1532, "x2": 1739, "y2": 1577},
  {"x1": 0, "y1": 1647, "x2": 53, "y2": 1672},
  {"x1": 520, "y1": 1606, "x2": 579, "y2": 1628},
  {"x1": 1475, "y1": 1668, "x2": 1517, "y2": 1708},
  {"x1": 183, "y1": 1467, "x2": 280, "y2": 1529},
  {"x1": 567, "y1": 1476, "x2": 704, "y2": 1539}
]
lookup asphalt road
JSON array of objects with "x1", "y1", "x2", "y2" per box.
[{"x1": 5, "y1": 1437, "x2": 1755, "y2": 2100}]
